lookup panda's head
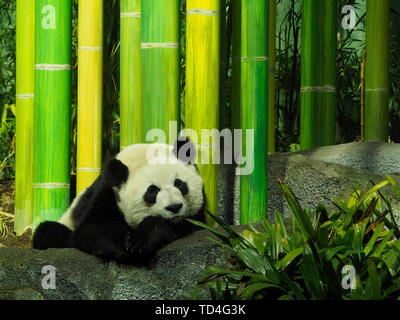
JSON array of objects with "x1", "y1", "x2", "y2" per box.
[{"x1": 104, "y1": 139, "x2": 205, "y2": 228}]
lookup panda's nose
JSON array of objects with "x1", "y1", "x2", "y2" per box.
[{"x1": 165, "y1": 203, "x2": 183, "y2": 213}]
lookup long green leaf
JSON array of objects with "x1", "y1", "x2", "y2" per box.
[
  {"x1": 240, "y1": 283, "x2": 283, "y2": 299},
  {"x1": 278, "y1": 182, "x2": 314, "y2": 239},
  {"x1": 276, "y1": 247, "x2": 303, "y2": 269}
]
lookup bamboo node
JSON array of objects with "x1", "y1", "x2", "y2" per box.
[
  {"x1": 16, "y1": 93, "x2": 34, "y2": 99},
  {"x1": 140, "y1": 42, "x2": 179, "y2": 49},
  {"x1": 365, "y1": 88, "x2": 388, "y2": 93},
  {"x1": 35, "y1": 64, "x2": 71, "y2": 71},
  {"x1": 33, "y1": 183, "x2": 70, "y2": 189},
  {"x1": 120, "y1": 12, "x2": 141, "y2": 18},
  {"x1": 187, "y1": 8, "x2": 219, "y2": 16},
  {"x1": 240, "y1": 56, "x2": 268, "y2": 61},
  {"x1": 77, "y1": 168, "x2": 101, "y2": 172},
  {"x1": 78, "y1": 46, "x2": 103, "y2": 51},
  {"x1": 301, "y1": 85, "x2": 336, "y2": 93}
]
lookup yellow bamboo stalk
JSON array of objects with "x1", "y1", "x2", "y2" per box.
[
  {"x1": 77, "y1": 0, "x2": 103, "y2": 193},
  {"x1": 186, "y1": 0, "x2": 220, "y2": 224},
  {"x1": 15, "y1": 0, "x2": 35, "y2": 234}
]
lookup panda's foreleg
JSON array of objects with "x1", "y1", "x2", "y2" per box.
[
  {"x1": 32, "y1": 221, "x2": 73, "y2": 249},
  {"x1": 69, "y1": 218, "x2": 134, "y2": 264},
  {"x1": 126, "y1": 216, "x2": 178, "y2": 264}
]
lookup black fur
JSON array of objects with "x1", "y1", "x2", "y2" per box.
[
  {"x1": 143, "y1": 185, "x2": 160, "y2": 204},
  {"x1": 33, "y1": 143, "x2": 206, "y2": 266},
  {"x1": 173, "y1": 137, "x2": 196, "y2": 164},
  {"x1": 32, "y1": 221, "x2": 72, "y2": 249},
  {"x1": 174, "y1": 178, "x2": 188, "y2": 195},
  {"x1": 103, "y1": 158, "x2": 129, "y2": 187}
]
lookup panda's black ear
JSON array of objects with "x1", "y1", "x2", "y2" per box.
[
  {"x1": 173, "y1": 137, "x2": 196, "y2": 164},
  {"x1": 103, "y1": 159, "x2": 129, "y2": 187}
]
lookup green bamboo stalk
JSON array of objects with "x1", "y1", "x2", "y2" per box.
[
  {"x1": 268, "y1": 0, "x2": 276, "y2": 153},
  {"x1": 33, "y1": 0, "x2": 71, "y2": 230},
  {"x1": 240, "y1": 0, "x2": 268, "y2": 224},
  {"x1": 141, "y1": 0, "x2": 180, "y2": 143},
  {"x1": 219, "y1": 0, "x2": 227, "y2": 129},
  {"x1": 14, "y1": 0, "x2": 35, "y2": 234},
  {"x1": 120, "y1": 0, "x2": 142, "y2": 148},
  {"x1": 186, "y1": 0, "x2": 220, "y2": 224},
  {"x1": 231, "y1": 0, "x2": 241, "y2": 131},
  {"x1": 300, "y1": 0, "x2": 336, "y2": 150},
  {"x1": 364, "y1": 0, "x2": 389, "y2": 141}
]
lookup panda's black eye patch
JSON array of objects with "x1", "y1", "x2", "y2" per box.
[
  {"x1": 174, "y1": 178, "x2": 188, "y2": 196},
  {"x1": 144, "y1": 185, "x2": 160, "y2": 204}
]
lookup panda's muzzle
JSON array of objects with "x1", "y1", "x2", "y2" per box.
[{"x1": 165, "y1": 203, "x2": 183, "y2": 214}]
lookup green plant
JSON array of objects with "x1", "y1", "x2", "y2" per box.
[
  {"x1": 0, "y1": 104, "x2": 15, "y2": 178},
  {"x1": 191, "y1": 178, "x2": 400, "y2": 300},
  {"x1": 0, "y1": 0, "x2": 16, "y2": 179}
]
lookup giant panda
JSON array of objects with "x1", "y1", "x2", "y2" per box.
[{"x1": 32, "y1": 139, "x2": 206, "y2": 265}]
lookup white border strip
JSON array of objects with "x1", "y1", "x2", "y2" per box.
[
  {"x1": 121, "y1": 12, "x2": 141, "y2": 18},
  {"x1": 187, "y1": 8, "x2": 219, "y2": 16},
  {"x1": 78, "y1": 46, "x2": 103, "y2": 51},
  {"x1": 77, "y1": 168, "x2": 101, "y2": 172},
  {"x1": 16, "y1": 93, "x2": 34, "y2": 99},
  {"x1": 33, "y1": 183, "x2": 70, "y2": 189},
  {"x1": 141, "y1": 42, "x2": 179, "y2": 49},
  {"x1": 35, "y1": 64, "x2": 71, "y2": 71},
  {"x1": 301, "y1": 85, "x2": 336, "y2": 93}
]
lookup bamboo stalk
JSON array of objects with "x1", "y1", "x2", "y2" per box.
[
  {"x1": 219, "y1": 0, "x2": 227, "y2": 129},
  {"x1": 186, "y1": 0, "x2": 220, "y2": 224},
  {"x1": 360, "y1": 49, "x2": 366, "y2": 140},
  {"x1": 76, "y1": 0, "x2": 103, "y2": 194},
  {"x1": 300, "y1": 0, "x2": 336, "y2": 150},
  {"x1": 239, "y1": 0, "x2": 268, "y2": 224},
  {"x1": 14, "y1": 0, "x2": 35, "y2": 234},
  {"x1": 141, "y1": 0, "x2": 180, "y2": 142},
  {"x1": 364, "y1": 0, "x2": 389, "y2": 141},
  {"x1": 120, "y1": 0, "x2": 142, "y2": 149},
  {"x1": 231, "y1": 0, "x2": 241, "y2": 131},
  {"x1": 33, "y1": 0, "x2": 72, "y2": 230},
  {"x1": 268, "y1": 0, "x2": 276, "y2": 153},
  {"x1": 320, "y1": 0, "x2": 336, "y2": 146}
]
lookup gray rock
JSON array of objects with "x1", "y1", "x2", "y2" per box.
[
  {"x1": 0, "y1": 229, "x2": 231, "y2": 300},
  {"x1": 217, "y1": 141, "x2": 400, "y2": 223},
  {"x1": 267, "y1": 153, "x2": 400, "y2": 223},
  {"x1": 296, "y1": 141, "x2": 400, "y2": 175}
]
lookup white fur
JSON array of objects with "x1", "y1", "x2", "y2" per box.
[{"x1": 116, "y1": 143, "x2": 204, "y2": 228}]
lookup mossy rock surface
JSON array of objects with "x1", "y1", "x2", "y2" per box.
[
  {"x1": 0, "y1": 230, "x2": 231, "y2": 300},
  {"x1": 218, "y1": 141, "x2": 400, "y2": 224}
]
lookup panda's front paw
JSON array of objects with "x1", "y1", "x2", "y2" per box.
[
  {"x1": 124, "y1": 218, "x2": 178, "y2": 259},
  {"x1": 125, "y1": 231, "x2": 141, "y2": 254},
  {"x1": 124, "y1": 230, "x2": 153, "y2": 257}
]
